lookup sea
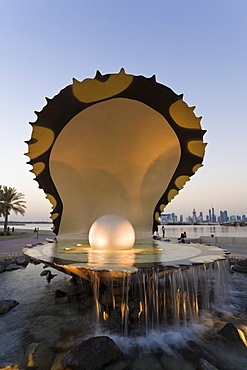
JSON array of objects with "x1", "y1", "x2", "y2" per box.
[{"x1": 9, "y1": 222, "x2": 247, "y2": 238}]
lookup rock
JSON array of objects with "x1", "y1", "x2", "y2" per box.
[
  {"x1": 61, "y1": 336, "x2": 122, "y2": 370},
  {"x1": 40, "y1": 269, "x2": 50, "y2": 276},
  {"x1": 0, "y1": 265, "x2": 5, "y2": 273},
  {"x1": 237, "y1": 259, "x2": 247, "y2": 267},
  {"x1": 197, "y1": 358, "x2": 219, "y2": 370},
  {"x1": 129, "y1": 305, "x2": 140, "y2": 323},
  {"x1": 46, "y1": 270, "x2": 57, "y2": 282},
  {"x1": 5, "y1": 263, "x2": 21, "y2": 271},
  {"x1": 55, "y1": 289, "x2": 67, "y2": 298},
  {"x1": 218, "y1": 323, "x2": 246, "y2": 348},
  {"x1": 29, "y1": 258, "x2": 41, "y2": 265},
  {"x1": 15, "y1": 256, "x2": 29, "y2": 266},
  {"x1": 0, "y1": 299, "x2": 19, "y2": 314},
  {"x1": 232, "y1": 259, "x2": 247, "y2": 273},
  {"x1": 0, "y1": 260, "x2": 9, "y2": 267}
]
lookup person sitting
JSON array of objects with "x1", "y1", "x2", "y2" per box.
[{"x1": 180, "y1": 232, "x2": 185, "y2": 243}]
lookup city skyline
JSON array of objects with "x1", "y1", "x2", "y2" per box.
[
  {"x1": 1, "y1": 1, "x2": 246, "y2": 221},
  {"x1": 160, "y1": 206, "x2": 246, "y2": 224}
]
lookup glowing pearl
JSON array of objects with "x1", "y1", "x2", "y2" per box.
[{"x1": 89, "y1": 214, "x2": 135, "y2": 250}]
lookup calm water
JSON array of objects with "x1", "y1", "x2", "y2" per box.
[
  {"x1": 8, "y1": 223, "x2": 247, "y2": 238},
  {"x1": 159, "y1": 224, "x2": 247, "y2": 238}
]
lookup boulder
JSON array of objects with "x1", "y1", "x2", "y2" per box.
[
  {"x1": 0, "y1": 265, "x2": 5, "y2": 273},
  {"x1": 197, "y1": 358, "x2": 219, "y2": 370},
  {"x1": 15, "y1": 256, "x2": 29, "y2": 266},
  {"x1": 0, "y1": 299, "x2": 19, "y2": 314},
  {"x1": 61, "y1": 336, "x2": 122, "y2": 370},
  {"x1": 237, "y1": 259, "x2": 247, "y2": 267},
  {"x1": 218, "y1": 323, "x2": 246, "y2": 349},
  {"x1": 232, "y1": 259, "x2": 247, "y2": 273},
  {"x1": 5, "y1": 263, "x2": 21, "y2": 271}
]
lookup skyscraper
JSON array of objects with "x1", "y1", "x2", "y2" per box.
[{"x1": 192, "y1": 208, "x2": 197, "y2": 223}]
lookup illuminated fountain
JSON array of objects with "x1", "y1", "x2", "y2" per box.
[{"x1": 24, "y1": 70, "x2": 228, "y2": 333}]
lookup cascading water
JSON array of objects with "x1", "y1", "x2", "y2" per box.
[{"x1": 85, "y1": 259, "x2": 231, "y2": 336}]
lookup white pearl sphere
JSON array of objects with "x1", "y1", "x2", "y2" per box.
[{"x1": 89, "y1": 214, "x2": 135, "y2": 250}]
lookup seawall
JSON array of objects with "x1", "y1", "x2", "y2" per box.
[{"x1": 188, "y1": 236, "x2": 247, "y2": 248}]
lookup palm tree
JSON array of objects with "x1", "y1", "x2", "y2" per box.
[{"x1": 0, "y1": 186, "x2": 26, "y2": 236}]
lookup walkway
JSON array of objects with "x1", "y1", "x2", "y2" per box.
[{"x1": 0, "y1": 232, "x2": 55, "y2": 258}]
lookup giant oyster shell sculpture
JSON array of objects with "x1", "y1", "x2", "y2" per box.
[{"x1": 25, "y1": 69, "x2": 206, "y2": 243}]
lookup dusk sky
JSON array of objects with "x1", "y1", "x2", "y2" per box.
[{"x1": 0, "y1": 0, "x2": 246, "y2": 222}]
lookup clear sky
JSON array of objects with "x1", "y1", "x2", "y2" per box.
[{"x1": 0, "y1": 0, "x2": 246, "y2": 222}]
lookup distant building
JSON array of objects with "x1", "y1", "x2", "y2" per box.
[
  {"x1": 192, "y1": 208, "x2": 197, "y2": 223},
  {"x1": 199, "y1": 212, "x2": 203, "y2": 223},
  {"x1": 211, "y1": 207, "x2": 216, "y2": 223}
]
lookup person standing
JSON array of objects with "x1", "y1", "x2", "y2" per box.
[{"x1": 162, "y1": 226, "x2": 165, "y2": 238}]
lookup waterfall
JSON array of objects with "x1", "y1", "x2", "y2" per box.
[{"x1": 88, "y1": 259, "x2": 231, "y2": 335}]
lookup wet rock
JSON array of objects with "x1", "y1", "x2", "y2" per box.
[
  {"x1": 15, "y1": 256, "x2": 29, "y2": 266},
  {"x1": 5, "y1": 263, "x2": 21, "y2": 271},
  {"x1": 197, "y1": 358, "x2": 219, "y2": 370},
  {"x1": 0, "y1": 265, "x2": 5, "y2": 273},
  {"x1": 46, "y1": 270, "x2": 57, "y2": 283},
  {"x1": 218, "y1": 323, "x2": 247, "y2": 348},
  {"x1": 0, "y1": 259, "x2": 9, "y2": 267},
  {"x1": 232, "y1": 259, "x2": 247, "y2": 273},
  {"x1": 40, "y1": 269, "x2": 50, "y2": 276},
  {"x1": 0, "y1": 299, "x2": 19, "y2": 314},
  {"x1": 29, "y1": 258, "x2": 41, "y2": 265},
  {"x1": 61, "y1": 336, "x2": 122, "y2": 370},
  {"x1": 237, "y1": 259, "x2": 247, "y2": 267},
  {"x1": 129, "y1": 304, "x2": 140, "y2": 323}
]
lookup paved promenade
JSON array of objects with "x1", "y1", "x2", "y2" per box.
[{"x1": 0, "y1": 232, "x2": 55, "y2": 255}]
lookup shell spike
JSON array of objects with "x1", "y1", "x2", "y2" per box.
[
  {"x1": 95, "y1": 70, "x2": 103, "y2": 79},
  {"x1": 119, "y1": 67, "x2": 126, "y2": 74}
]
